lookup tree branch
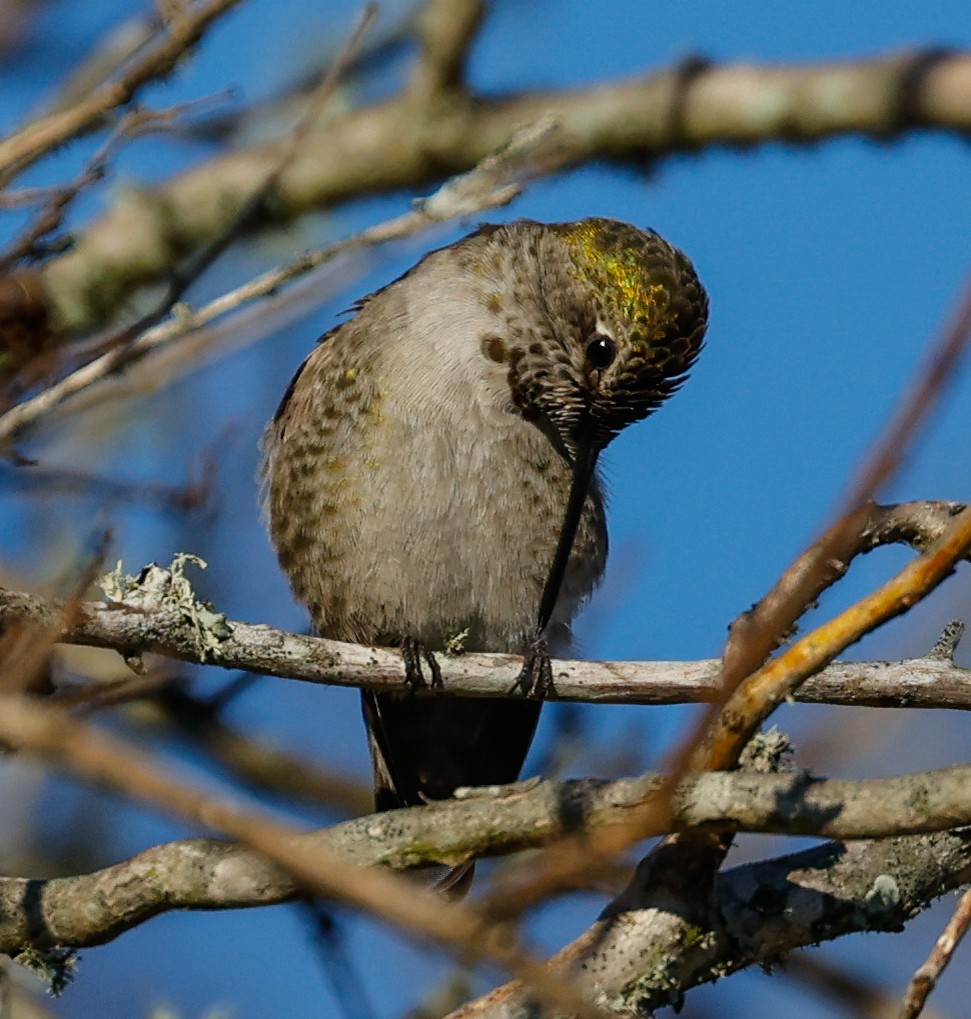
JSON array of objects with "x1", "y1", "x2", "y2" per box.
[
  {"x1": 452, "y1": 828, "x2": 971, "y2": 1016},
  {"x1": 0, "y1": 0, "x2": 243, "y2": 186},
  {"x1": 9, "y1": 47, "x2": 970, "y2": 336},
  {"x1": 4, "y1": 762, "x2": 971, "y2": 954},
  {"x1": 898, "y1": 885, "x2": 971, "y2": 1018},
  {"x1": 0, "y1": 117, "x2": 556, "y2": 442},
  {"x1": 0, "y1": 496, "x2": 966, "y2": 709}
]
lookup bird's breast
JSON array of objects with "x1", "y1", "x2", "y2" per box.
[{"x1": 272, "y1": 374, "x2": 605, "y2": 653}]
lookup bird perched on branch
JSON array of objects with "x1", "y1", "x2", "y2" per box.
[{"x1": 262, "y1": 217, "x2": 708, "y2": 843}]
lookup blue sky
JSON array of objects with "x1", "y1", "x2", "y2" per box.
[{"x1": 2, "y1": 2, "x2": 971, "y2": 1016}]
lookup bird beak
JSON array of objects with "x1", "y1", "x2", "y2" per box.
[{"x1": 536, "y1": 433, "x2": 600, "y2": 635}]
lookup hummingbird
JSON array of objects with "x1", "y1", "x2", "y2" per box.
[{"x1": 262, "y1": 217, "x2": 708, "y2": 827}]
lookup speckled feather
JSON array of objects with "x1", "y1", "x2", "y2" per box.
[{"x1": 262, "y1": 218, "x2": 707, "y2": 812}]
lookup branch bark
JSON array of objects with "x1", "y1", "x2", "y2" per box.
[
  {"x1": 4, "y1": 762, "x2": 971, "y2": 954},
  {"x1": 0, "y1": 500, "x2": 966, "y2": 708},
  {"x1": 450, "y1": 829, "x2": 971, "y2": 1017},
  {"x1": 10, "y1": 47, "x2": 971, "y2": 335}
]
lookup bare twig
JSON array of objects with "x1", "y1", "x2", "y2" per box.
[
  {"x1": 0, "y1": 92, "x2": 230, "y2": 213},
  {"x1": 709, "y1": 267, "x2": 971, "y2": 757},
  {"x1": 61, "y1": 656, "x2": 372, "y2": 820},
  {"x1": 300, "y1": 901, "x2": 376, "y2": 1019},
  {"x1": 844, "y1": 272, "x2": 971, "y2": 513},
  {"x1": 0, "y1": 97, "x2": 231, "y2": 278},
  {"x1": 407, "y1": 0, "x2": 484, "y2": 101},
  {"x1": 898, "y1": 887, "x2": 971, "y2": 1019},
  {"x1": 0, "y1": 0, "x2": 243, "y2": 185},
  {"x1": 0, "y1": 458, "x2": 215, "y2": 516},
  {"x1": 38, "y1": 12, "x2": 163, "y2": 117},
  {"x1": 785, "y1": 952, "x2": 948, "y2": 1019},
  {"x1": 149, "y1": 683, "x2": 373, "y2": 815},
  {"x1": 0, "y1": 117, "x2": 558, "y2": 446},
  {"x1": 699, "y1": 503, "x2": 971, "y2": 770}
]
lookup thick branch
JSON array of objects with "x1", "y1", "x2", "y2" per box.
[
  {"x1": 452, "y1": 829, "x2": 971, "y2": 1017},
  {"x1": 5, "y1": 763, "x2": 971, "y2": 953},
  {"x1": 13, "y1": 47, "x2": 971, "y2": 334}
]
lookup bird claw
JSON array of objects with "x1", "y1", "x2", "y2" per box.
[
  {"x1": 511, "y1": 638, "x2": 554, "y2": 699},
  {"x1": 401, "y1": 636, "x2": 443, "y2": 691}
]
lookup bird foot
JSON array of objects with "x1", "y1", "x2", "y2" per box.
[
  {"x1": 510, "y1": 638, "x2": 554, "y2": 699},
  {"x1": 401, "y1": 636, "x2": 443, "y2": 691}
]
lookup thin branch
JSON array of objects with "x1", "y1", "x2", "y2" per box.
[
  {"x1": 0, "y1": 0, "x2": 243, "y2": 185},
  {"x1": 0, "y1": 455, "x2": 216, "y2": 516},
  {"x1": 300, "y1": 901, "x2": 377, "y2": 1019},
  {"x1": 843, "y1": 270, "x2": 971, "y2": 513},
  {"x1": 35, "y1": 11, "x2": 162, "y2": 118},
  {"x1": 699, "y1": 503, "x2": 971, "y2": 770},
  {"x1": 61, "y1": 658, "x2": 373, "y2": 819},
  {"x1": 708, "y1": 265, "x2": 971, "y2": 764},
  {"x1": 0, "y1": 587, "x2": 967, "y2": 712},
  {"x1": 149, "y1": 683, "x2": 373, "y2": 815},
  {"x1": 0, "y1": 117, "x2": 558, "y2": 446},
  {"x1": 784, "y1": 952, "x2": 957, "y2": 1019},
  {"x1": 407, "y1": 0, "x2": 484, "y2": 101},
  {"x1": 0, "y1": 97, "x2": 229, "y2": 277},
  {"x1": 898, "y1": 887, "x2": 971, "y2": 1019}
]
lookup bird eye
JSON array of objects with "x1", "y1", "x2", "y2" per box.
[{"x1": 585, "y1": 333, "x2": 616, "y2": 370}]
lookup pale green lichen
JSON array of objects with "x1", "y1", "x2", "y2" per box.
[
  {"x1": 865, "y1": 874, "x2": 901, "y2": 914},
  {"x1": 17, "y1": 946, "x2": 79, "y2": 997},
  {"x1": 739, "y1": 726, "x2": 794, "y2": 774},
  {"x1": 443, "y1": 628, "x2": 471, "y2": 655},
  {"x1": 100, "y1": 553, "x2": 232, "y2": 661}
]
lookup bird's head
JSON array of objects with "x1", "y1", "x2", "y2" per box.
[
  {"x1": 471, "y1": 217, "x2": 708, "y2": 633},
  {"x1": 490, "y1": 217, "x2": 708, "y2": 459}
]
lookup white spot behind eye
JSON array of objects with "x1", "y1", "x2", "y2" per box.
[{"x1": 594, "y1": 318, "x2": 614, "y2": 340}]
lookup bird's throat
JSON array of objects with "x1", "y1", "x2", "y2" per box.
[{"x1": 536, "y1": 435, "x2": 600, "y2": 635}]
